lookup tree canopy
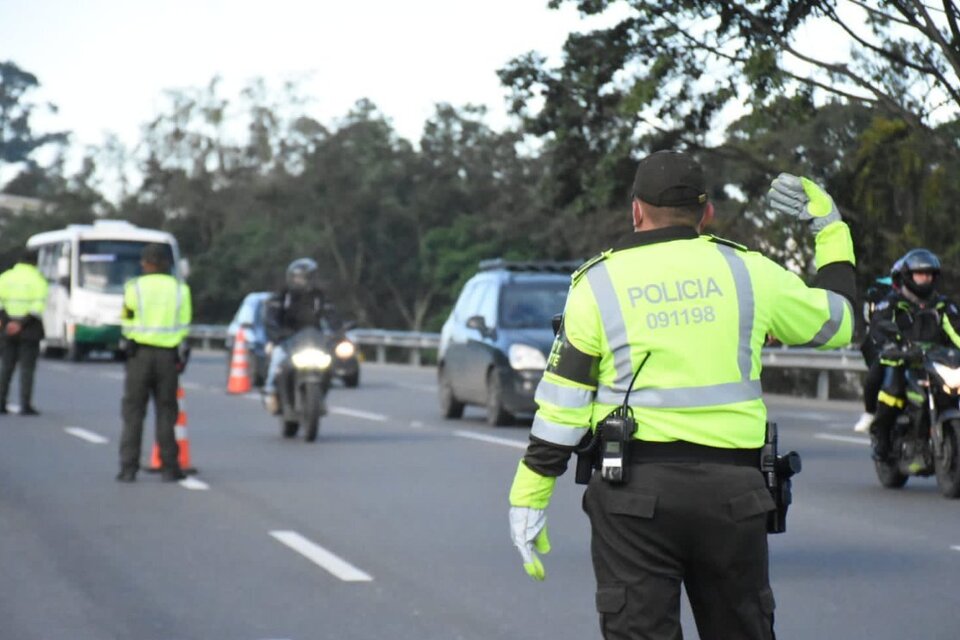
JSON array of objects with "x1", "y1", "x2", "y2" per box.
[{"x1": 2, "y1": 2, "x2": 960, "y2": 328}]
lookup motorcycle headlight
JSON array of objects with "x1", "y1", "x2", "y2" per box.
[
  {"x1": 334, "y1": 340, "x2": 356, "y2": 359},
  {"x1": 291, "y1": 348, "x2": 332, "y2": 370},
  {"x1": 933, "y1": 362, "x2": 960, "y2": 390},
  {"x1": 509, "y1": 343, "x2": 547, "y2": 370}
]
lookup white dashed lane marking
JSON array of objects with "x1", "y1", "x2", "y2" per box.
[
  {"x1": 65, "y1": 427, "x2": 109, "y2": 444},
  {"x1": 329, "y1": 407, "x2": 387, "y2": 422},
  {"x1": 815, "y1": 433, "x2": 870, "y2": 446},
  {"x1": 453, "y1": 430, "x2": 527, "y2": 450},
  {"x1": 269, "y1": 530, "x2": 373, "y2": 582},
  {"x1": 179, "y1": 477, "x2": 210, "y2": 491}
]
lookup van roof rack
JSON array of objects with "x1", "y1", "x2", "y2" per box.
[{"x1": 478, "y1": 258, "x2": 582, "y2": 273}]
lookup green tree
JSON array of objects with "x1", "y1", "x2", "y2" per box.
[{"x1": 0, "y1": 61, "x2": 68, "y2": 165}]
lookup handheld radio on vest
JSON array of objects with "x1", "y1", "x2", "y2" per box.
[{"x1": 591, "y1": 352, "x2": 651, "y2": 485}]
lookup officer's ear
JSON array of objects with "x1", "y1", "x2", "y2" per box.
[
  {"x1": 697, "y1": 202, "x2": 715, "y2": 233},
  {"x1": 631, "y1": 198, "x2": 644, "y2": 231}
]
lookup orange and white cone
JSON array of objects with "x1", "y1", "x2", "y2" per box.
[
  {"x1": 148, "y1": 385, "x2": 196, "y2": 474},
  {"x1": 227, "y1": 328, "x2": 252, "y2": 394}
]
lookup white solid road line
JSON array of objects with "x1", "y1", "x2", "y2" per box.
[
  {"x1": 179, "y1": 477, "x2": 210, "y2": 491},
  {"x1": 816, "y1": 433, "x2": 870, "y2": 445},
  {"x1": 453, "y1": 430, "x2": 527, "y2": 450},
  {"x1": 64, "y1": 427, "x2": 109, "y2": 444},
  {"x1": 269, "y1": 530, "x2": 373, "y2": 582},
  {"x1": 329, "y1": 406, "x2": 388, "y2": 422}
]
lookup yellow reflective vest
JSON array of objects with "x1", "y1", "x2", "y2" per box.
[
  {"x1": 532, "y1": 222, "x2": 856, "y2": 451},
  {"x1": 121, "y1": 274, "x2": 192, "y2": 348},
  {"x1": 0, "y1": 263, "x2": 48, "y2": 319}
]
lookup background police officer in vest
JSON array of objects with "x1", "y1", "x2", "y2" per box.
[
  {"x1": 0, "y1": 248, "x2": 48, "y2": 415},
  {"x1": 116, "y1": 244, "x2": 192, "y2": 483},
  {"x1": 508, "y1": 150, "x2": 857, "y2": 639}
]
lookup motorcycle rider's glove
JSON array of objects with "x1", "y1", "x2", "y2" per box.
[{"x1": 508, "y1": 460, "x2": 556, "y2": 581}]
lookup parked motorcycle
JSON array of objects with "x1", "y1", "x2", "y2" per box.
[
  {"x1": 274, "y1": 326, "x2": 333, "y2": 442},
  {"x1": 873, "y1": 342, "x2": 960, "y2": 498}
]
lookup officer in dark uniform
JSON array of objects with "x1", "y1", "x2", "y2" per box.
[
  {"x1": 116, "y1": 244, "x2": 192, "y2": 483},
  {"x1": 508, "y1": 151, "x2": 857, "y2": 639}
]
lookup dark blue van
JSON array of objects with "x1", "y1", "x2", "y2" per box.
[{"x1": 437, "y1": 259, "x2": 578, "y2": 426}]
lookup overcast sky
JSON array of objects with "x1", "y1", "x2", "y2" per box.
[{"x1": 1, "y1": 0, "x2": 629, "y2": 153}]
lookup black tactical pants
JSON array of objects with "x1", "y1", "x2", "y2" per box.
[
  {"x1": 0, "y1": 338, "x2": 40, "y2": 408},
  {"x1": 119, "y1": 344, "x2": 180, "y2": 472},
  {"x1": 583, "y1": 462, "x2": 776, "y2": 640}
]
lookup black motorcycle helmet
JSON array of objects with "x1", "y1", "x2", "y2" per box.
[
  {"x1": 285, "y1": 258, "x2": 320, "y2": 292},
  {"x1": 896, "y1": 248, "x2": 941, "y2": 299}
]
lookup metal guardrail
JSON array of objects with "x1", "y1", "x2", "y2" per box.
[{"x1": 189, "y1": 325, "x2": 865, "y2": 399}]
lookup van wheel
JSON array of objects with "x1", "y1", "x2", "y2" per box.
[
  {"x1": 439, "y1": 367, "x2": 464, "y2": 419},
  {"x1": 486, "y1": 370, "x2": 513, "y2": 427}
]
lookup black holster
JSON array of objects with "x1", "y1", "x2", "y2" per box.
[
  {"x1": 574, "y1": 430, "x2": 600, "y2": 484},
  {"x1": 761, "y1": 422, "x2": 802, "y2": 534}
]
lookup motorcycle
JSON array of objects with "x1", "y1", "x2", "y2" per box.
[
  {"x1": 274, "y1": 326, "x2": 333, "y2": 442},
  {"x1": 873, "y1": 342, "x2": 960, "y2": 498}
]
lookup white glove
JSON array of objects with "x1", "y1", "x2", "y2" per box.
[
  {"x1": 768, "y1": 173, "x2": 842, "y2": 233},
  {"x1": 509, "y1": 506, "x2": 550, "y2": 581}
]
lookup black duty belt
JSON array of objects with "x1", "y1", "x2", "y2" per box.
[{"x1": 626, "y1": 440, "x2": 760, "y2": 467}]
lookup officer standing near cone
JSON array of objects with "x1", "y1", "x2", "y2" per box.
[
  {"x1": 116, "y1": 244, "x2": 192, "y2": 483},
  {"x1": 0, "y1": 248, "x2": 48, "y2": 415},
  {"x1": 507, "y1": 151, "x2": 857, "y2": 639}
]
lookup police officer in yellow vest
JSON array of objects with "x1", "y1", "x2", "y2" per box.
[
  {"x1": 508, "y1": 151, "x2": 856, "y2": 639},
  {"x1": 116, "y1": 244, "x2": 192, "y2": 483},
  {"x1": 0, "y1": 248, "x2": 49, "y2": 415}
]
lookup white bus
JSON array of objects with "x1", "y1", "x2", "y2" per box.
[{"x1": 26, "y1": 220, "x2": 188, "y2": 360}]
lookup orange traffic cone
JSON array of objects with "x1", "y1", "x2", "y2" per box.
[
  {"x1": 226, "y1": 329, "x2": 252, "y2": 394},
  {"x1": 148, "y1": 385, "x2": 196, "y2": 474}
]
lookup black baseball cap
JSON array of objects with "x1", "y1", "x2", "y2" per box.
[
  {"x1": 141, "y1": 243, "x2": 172, "y2": 268},
  {"x1": 631, "y1": 150, "x2": 708, "y2": 207}
]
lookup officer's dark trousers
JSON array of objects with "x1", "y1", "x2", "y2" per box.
[
  {"x1": 119, "y1": 345, "x2": 179, "y2": 472},
  {"x1": 0, "y1": 337, "x2": 40, "y2": 408},
  {"x1": 583, "y1": 463, "x2": 776, "y2": 640}
]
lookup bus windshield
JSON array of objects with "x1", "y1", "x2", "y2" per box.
[{"x1": 78, "y1": 240, "x2": 172, "y2": 294}]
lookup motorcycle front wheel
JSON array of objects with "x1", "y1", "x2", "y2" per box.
[
  {"x1": 874, "y1": 457, "x2": 908, "y2": 489},
  {"x1": 302, "y1": 383, "x2": 323, "y2": 442},
  {"x1": 934, "y1": 423, "x2": 960, "y2": 498}
]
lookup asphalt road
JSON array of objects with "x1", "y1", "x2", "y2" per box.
[{"x1": 0, "y1": 352, "x2": 958, "y2": 640}]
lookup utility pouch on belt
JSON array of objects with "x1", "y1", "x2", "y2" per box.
[
  {"x1": 574, "y1": 431, "x2": 599, "y2": 485},
  {"x1": 761, "y1": 422, "x2": 802, "y2": 534}
]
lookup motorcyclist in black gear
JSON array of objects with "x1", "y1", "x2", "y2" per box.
[
  {"x1": 865, "y1": 249, "x2": 960, "y2": 459},
  {"x1": 262, "y1": 258, "x2": 328, "y2": 412}
]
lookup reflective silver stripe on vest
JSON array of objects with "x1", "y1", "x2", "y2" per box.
[
  {"x1": 535, "y1": 378, "x2": 595, "y2": 409},
  {"x1": 716, "y1": 244, "x2": 755, "y2": 381},
  {"x1": 129, "y1": 280, "x2": 186, "y2": 334},
  {"x1": 799, "y1": 291, "x2": 851, "y2": 348},
  {"x1": 586, "y1": 263, "x2": 634, "y2": 390},
  {"x1": 595, "y1": 379, "x2": 763, "y2": 408},
  {"x1": 530, "y1": 415, "x2": 589, "y2": 446}
]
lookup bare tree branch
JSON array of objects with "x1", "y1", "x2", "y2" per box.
[{"x1": 912, "y1": 0, "x2": 960, "y2": 81}]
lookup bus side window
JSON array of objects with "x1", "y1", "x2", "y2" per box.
[{"x1": 56, "y1": 242, "x2": 71, "y2": 287}]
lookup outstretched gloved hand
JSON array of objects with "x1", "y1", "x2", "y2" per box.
[
  {"x1": 768, "y1": 173, "x2": 842, "y2": 233},
  {"x1": 509, "y1": 506, "x2": 551, "y2": 581}
]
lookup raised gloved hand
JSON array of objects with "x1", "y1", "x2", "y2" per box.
[
  {"x1": 768, "y1": 173, "x2": 841, "y2": 233},
  {"x1": 509, "y1": 506, "x2": 551, "y2": 581}
]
